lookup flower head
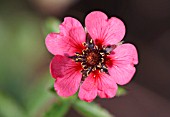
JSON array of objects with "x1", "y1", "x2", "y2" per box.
[{"x1": 45, "y1": 11, "x2": 138, "y2": 102}]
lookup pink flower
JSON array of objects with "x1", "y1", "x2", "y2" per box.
[{"x1": 45, "y1": 11, "x2": 138, "y2": 102}]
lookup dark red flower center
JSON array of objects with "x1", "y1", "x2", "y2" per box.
[
  {"x1": 86, "y1": 51, "x2": 100, "y2": 66},
  {"x1": 69, "y1": 34, "x2": 116, "y2": 81}
]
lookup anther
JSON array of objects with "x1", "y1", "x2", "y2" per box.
[
  {"x1": 81, "y1": 67, "x2": 92, "y2": 79},
  {"x1": 99, "y1": 52, "x2": 105, "y2": 57},
  {"x1": 100, "y1": 64, "x2": 109, "y2": 75},
  {"x1": 94, "y1": 45, "x2": 98, "y2": 49},
  {"x1": 76, "y1": 52, "x2": 80, "y2": 56},
  {"x1": 83, "y1": 42, "x2": 87, "y2": 47},
  {"x1": 90, "y1": 39, "x2": 93, "y2": 44},
  {"x1": 97, "y1": 63, "x2": 102, "y2": 68},
  {"x1": 92, "y1": 67, "x2": 97, "y2": 71},
  {"x1": 100, "y1": 58, "x2": 104, "y2": 63},
  {"x1": 103, "y1": 45, "x2": 117, "y2": 54},
  {"x1": 86, "y1": 37, "x2": 94, "y2": 49}
]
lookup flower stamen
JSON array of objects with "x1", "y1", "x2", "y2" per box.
[{"x1": 69, "y1": 36, "x2": 115, "y2": 81}]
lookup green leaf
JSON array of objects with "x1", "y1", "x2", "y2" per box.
[
  {"x1": 0, "y1": 92, "x2": 26, "y2": 117},
  {"x1": 73, "y1": 100, "x2": 113, "y2": 117},
  {"x1": 25, "y1": 73, "x2": 55, "y2": 117},
  {"x1": 116, "y1": 86, "x2": 127, "y2": 97},
  {"x1": 49, "y1": 85, "x2": 56, "y2": 93},
  {"x1": 44, "y1": 100, "x2": 71, "y2": 117},
  {"x1": 44, "y1": 92, "x2": 78, "y2": 117},
  {"x1": 44, "y1": 17, "x2": 60, "y2": 35}
]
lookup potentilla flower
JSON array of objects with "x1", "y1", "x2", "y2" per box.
[{"x1": 45, "y1": 11, "x2": 138, "y2": 102}]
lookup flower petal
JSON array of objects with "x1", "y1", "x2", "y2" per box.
[
  {"x1": 111, "y1": 43, "x2": 138, "y2": 65},
  {"x1": 78, "y1": 71, "x2": 118, "y2": 102},
  {"x1": 107, "y1": 44, "x2": 138, "y2": 85},
  {"x1": 60, "y1": 17, "x2": 84, "y2": 36},
  {"x1": 45, "y1": 17, "x2": 85, "y2": 55},
  {"x1": 108, "y1": 64, "x2": 136, "y2": 85},
  {"x1": 45, "y1": 33, "x2": 63, "y2": 55},
  {"x1": 78, "y1": 74, "x2": 97, "y2": 102},
  {"x1": 97, "y1": 73, "x2": 118, "y2": 98},
  {"x1": 85, "y1": 11, "x2": 125, "y2": 46},
  {"x1": 50, "y1": 55, "x2": 82, "y2": 97},
  {"x1": 103, "y1": 17, "x2": 126, "y2": 45}
]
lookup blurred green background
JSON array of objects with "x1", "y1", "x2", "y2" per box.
[{"x1": 0, "y1": 0, "x2": 56, "y2": 117}]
